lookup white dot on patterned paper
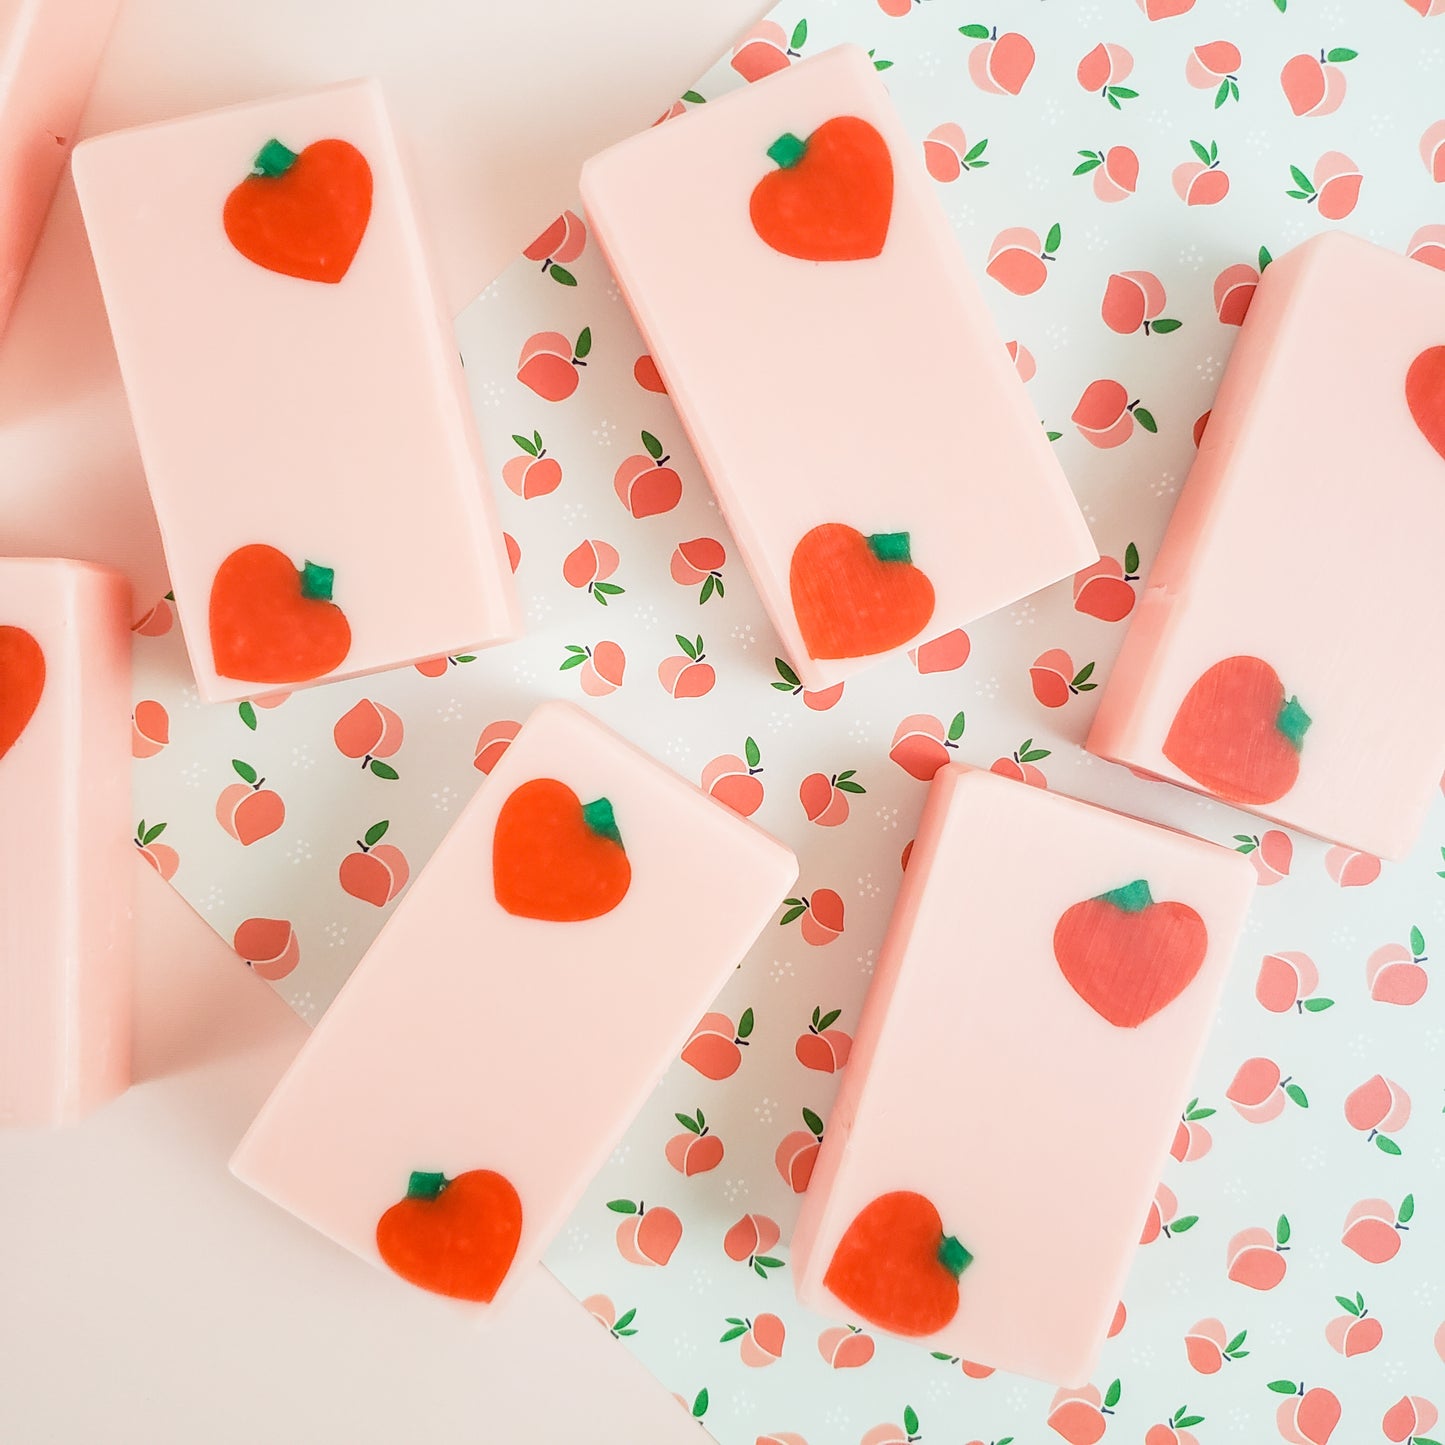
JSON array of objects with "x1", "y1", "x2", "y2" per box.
[
  {"x1": 874, "y1": 805, "x2": 900, "y2": 831},
  {"x1": 323, "y1": 922, "x2": 348, "y2": 947},
  {"x1": 560, "y1": 501, "x2": 591, "y2": 523},
  {"x1": 1042, "y1": 321, "x2": 1070, "y2": 349},
  {"x1": 771, "y1": 706, "x2": 795, "y2": 730},
  {"x1": 288, "y1": 990, "x2": 319, "y2": 1024},
  {"x1": 754, "y1": 1096, "x2": 776, "y2": 1125},
  {"x1": 432, "y1": 785, "x2": 458, "y2": 813},
  {"x1": 632, "y1": 603, "x2": 659, "y2": 628},
  {"x1": 823, "y1": 1406, "x2": 853, "y2": 1431},
  {"x1": 975, "y1": 673, "x2": 1000, "y2": 700},
  {"x1": 1022, "y1": 163, "x2": 1048, "y2": 195},
  {"x1": 687, "y1": 1266, "x2": 710, "y2": 1298},
  {"x1": 730, "y1": 623, "x2": 756, "y2": 649},
  {"x1": 511, "y1": 662, "x2": 538, "y2": 686},
  {"x1": 179, "y1": 685, "x2": 200, "y2": 710},
  {"x1": 435, "y1": 698, "x2": 463, "y2": 723},
  {"x1": 1177, "y1": 243, "x2": 1204, "y2": 271},
  {"x1": 524, "y1": 598, "x2": 554, "y2": 625},
  {"x1": 180, "y1": 761, "x2": 207, "y2": 789},
  {"x1": 605, "y1": 276, "x2": 621, "y2": 303},
  {"x1": 592, "y1": 417, "x2": 618, "y2": 447},
  {"x1": 199, "y1": 884, "x2": 224, "y2": 913},
  {"x1": 859, "y1": 948, "x2": 877, "y2": 977},
  {"x1": 1009, "y1": 599, "x2": 1037, "y2": 626},
  {"x1": 769, "y1": 957, "x2": 795, "y2": 983},
  {"x1": 560, "y1": 1223, "x2": 586, "y2": 1255},
  {"x1": 478, "y1": 380, "x2": 503, "y2": 409},
  {"x1": 916, "y1": 51, "x2": 940, "y2": 79},
  {"x1": 722, "y1": 1176, "x2": 746, "y2": 1203},
  {"x1": 609, "y1": 1142, "x2": 630, "y2": 1166},
  {"x1": 289, "y1": 743, "x2": 315, "y2": 771}
]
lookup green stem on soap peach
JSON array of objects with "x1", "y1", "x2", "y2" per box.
[
  {"x1": 300, "y1": 560, "x2": 336, "y2": 602},
  {"x1": 937, "y1": 1234, "x2": 973, "y2": 1278},
  {"x1": 1277, "y1": 696, "x2": 1311, "y2": 749},
  {"x1": 251, "y1": 138, "x2": 299, "y2": 178},
  {"x1": 406, "y1": 1170, "x2": 448, "y2": 1200},
  {"x1": 767, "y1": 133, "x2": 808, "y2": 169}
]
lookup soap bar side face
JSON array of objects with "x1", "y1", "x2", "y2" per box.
[
  {"x1": 1088, "y1": 233, "x2": 1445, "y2": 857},
  {"x1": 72, "y1": 79, "x2": 520, "y2": 703},
  {"x1": 0, "y1": 0, "x2": 120, "y2": 334},
  {"x1": 231, "y1": 700, "x2": 796, "y2": 1307},
  {"x1": 581, "y1": 45, "x2": 1094, "y2": 693},
  {"x1": 792, "y1": 766, "x2": 1253, "y2": 1385},
  {"x1": 0, "y1": 559, "x2": 132, "y2": 1127}
]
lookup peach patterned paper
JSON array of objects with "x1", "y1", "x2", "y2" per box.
[{"x1": 131, "y1": 3, "x2": 1445, "y2": 1441}]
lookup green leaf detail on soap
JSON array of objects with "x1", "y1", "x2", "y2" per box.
[
  {"x1": 251, "y1": 138, "x2": 299, "y2": 178},
  {"x1": 767, "y1": 132, "x2": 808, "y2": 170},
  {"x1": 1097, "y1": 878, "x2": 1154, "y2": 913},
  {"x1": 582, "y1": 796, "x2": 623, "y2": 848},
  {"x1": 300, "y1": 560, "x2": 335, "y2": 602},
  {"x1": 1276, "y1": 695, "x2": 1312, "y2": 750},
  {"x1": 868, "y1": 531, "x2": 912, "y2": 564},
  {"x1": 406, "y1": 1170, "x2": 447, "y2": 1200},
  {"x1": 937, "y1": 1234, "x2": 972, "y2": 1278}
]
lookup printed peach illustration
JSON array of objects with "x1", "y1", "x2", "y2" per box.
[
  {"x1": 1165, "y1": 656, "x2": 1309, "y2": 805},
  {"x1": 1281, "y1": 48, "x2": 1356, "y2": 117},
  {"x1": 757, "y1": 1435, "x2": 808, "y2": 1445},
  {"x1": 134, "y1": 820, "x2": 179, "y2": 881},
  {"x1": 333, "y1": 698, "x2": 403, "y2": 779},
  {"x1": 1101, "y1": 271, "x2": 1179, "y2": 336},
  {"x1": 682, "y1": 1008, "x2": 753, "y2": 1079},
  {"x1": 986, "y1": 223, "x2": 1061, "y2": 295},
  {"x1": 1227, "y1": 1217, "x2": 1290, "y2": 1290},
  {"x1": 1405, "y1": 0, "x2": 1445, "y2": 12},
  {"x1": 473, "y1": 719, "x2": 520, "y2": 775},
  {"x1": 1074, "y1": 548, "x2": 1140, "y2": 621},
  {"x1": 339, "y1": 820, "x2": 408, "y2": 907},
  {"x1": 1030, "y1": 649, "x2": 1098, "y2": 708},
  {"x1": 1255, "y1": 951, "x2": 1331, "y2": 1014},
  {"x1": 1184, "y1": 1318, "x2": 1248, "y2": 1373},
  {"x1": 517, "y1": 326, "x2": 590, "y2": 401},
  {"x1": 889, "y1": 710, "x2": 966, "y2": 780},
  {"x1": 721, "y1": 1312, "x2": 785, "y2": 1368},
  {"x1": 1344, "y1": 1075, "x2": 1410, "y2": 1151},
  {"x1": 1409, "y1": 224, "x2": 1445, "y2": 270},
  {"x1": 860, "y1": 1406, "x2": 922, "y2": 1445},
  {"x1": 1438, "y1": 1321, "x2": 1445, "y2": 1363},
  {"x1": 1173, "y1": 140, "x2": 1229, "y2": 205},
  {"x1": 799, "y1": 769, "x2": 865, "y2": 826},
  {"x1": 730, "y1": 19, "x2": 805, "y2": 82},
  {"x1": 772, "y1": 656, "x2": 845, "y2": 710},
  {"x1": 818, "y1": 1323, "x2": 875, "y2": 1369},
  {"x1": 131, "y1": 593, "x2": 174, "y2": 636},
  {"x1": 582, "y1": 1293, "x2": 614, "y2": 1329},
  {"x1": 991, "y1": 738, "x2": 1051, "y2": 787},
  {"x1": 501, "y1": 431, "x2": 563, "y2": 499},
  {"x1": 633, "y1": 353, "x2": 666, "y2": 393},
  {"x1": 1214, "y1": 255, "x2": 1269, "y2": 325},
  {"x1": 1325, "y1": 1292, "x2": 1381, "y2": 1356},
  {"x1": 1171, "y1": 1098, "x2": 1215, "y2": 1162},
  {"x1": 1047, "y1": 1380, "x2": 1120, "y2": 1443},
  {"x1": 909, "y1": 628, "x2": 971, "y2": 673},
  {"x1": 1074, "y1": 145, "x2": 1139, "y2": 202},
  {"x1": 670, "y1": 536, "x2": 725, "y2": 603},
  {"x1": 782, "y1": 888, "x2": 846, "y2": 946},
  {"x1": 658, "y1": 633, "x2": 715, "y2": 698},
  {"x1": 1145, "y1": 1408, "x2": 1204, "y2": 1445},
  {"x1": 413, "y1": 652, "x2": 476, "y2": 677},
  {"x1": 1366, "y1": 927, "x2": 1429, "y2": 1005},
  {"x1": 1383, "y1": 1395, "x2": 1438, "y2": 1442},
  {"x1": 1421, "y1": 119, "x2": 1445, "y2": 180},
  {"x1": 560, "y1": 639, "x2": 625, "y2": 696},
  {"x1": 1287, "y1": 153, "x2": 1362, "y2": 220},
  {"x1": 504, "y1": 532, "x2": 520, "y2": 572},
  {"x1": 723, "y1": 1212, "x2": 783, "y2": 1274},
  {"x1": 216, "y1": 760, "x2": 285, "y2": 845},
  {"x1": 1187, "y1": 41, "x2": 1241, "y2": 104},
  {"x1": 1193, "y1": 410, "x2": 1211, "y2": 446},
  {"x1": 923, "y1": 123, "x2": 989, "y2": 182},
  {"x1": 1077, "y1": 43, "x2": 1137, "y2": 107},
  {"x1": 776, "y1": 1107, "x2": 825, "y2": 1192},
  {"x1": 521, "y1": 209, "x2": 585, "y2": 285},
  {"x1": 1323, "y1": 845, "x2": 1379, "y2": 888},
  {"x1": 232, "y1": 916, "x2": 299, "y2": 981},
  {"x1": 960, "y1": 23, "x2": 1034, "y2": 94},
  {"x1": 131, "y1": 699, "x2": 170, "y2": 759},
  {"x1": 702, "y1": 738, "x2": 764, "y2": 817},
  {"x1": 1073, "y1": 379, "x2": 1156, "y2": 448},
  {"x1": 1226, "y1": 1056, "x2": 1308, "y2": 1122},
  {"x1": 562, "y1": 538, "x2": 623, "y2": 606},
  {"x1": 608, "y1": 1199, "x2": 682, "y2": 1266},
  {"x1": 1140, "y1": 1182, "x2": 1197, "y2": 1243},
  {"x1": 665, "y1": 1109, "x2": 724, "y2": 1176},
  {"x1": 1004, "y1": 339, "x2": 1035, "y2": 382},
  {"x1": 1137, "y1": 0, "x2": 1194, "y2": 15},
  {"x1": 1271, "y1": 1383, "x2": 1340, "y2": 1445},
  {"x1": 1235, "y1": 828, "x2": 1293, "y2": 885},
  {"x1": 614, "y1": 431, "x2": 682, "y2": 518},
  {"x1": 796, "y1": 1006, "x2": 852, "y2": 1072},
  {"x1": 1342, "y1": 1194, "x2": 1412, "y2": 1264}
]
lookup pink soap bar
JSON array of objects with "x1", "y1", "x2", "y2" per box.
[
  {"x1": 0, "y1": 0, "x2": 119, "y2": 334},
  {"x1": 231, "y1": 701, "x2": 796, "y2": 1308},
  {"x1": 580, "y1": 46, "x2": 1095, "y2": 692},
  {"x1": 0, "y1": 558, "x2": 132, "y2": 1127},
  {"x1": 72, "y1": 79, "x2": 520, "y2": 704},
  {"x1": 1089, "y1": 234, "x2": 1445, "y2": 858},
  {"x1": 792, "y1": 765, "x2": 1253, "y2": 1385}
]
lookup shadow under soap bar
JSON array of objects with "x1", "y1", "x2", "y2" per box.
[
  {"x1": 73, "y1": 79, "x2": 520, "y2": 704},
  {"x1": 1089, "y1": 233, "x2": 1445, "y2": 858},
  {"x1": 580, "y1": 45, "x2": 1095, "y2": 693},
  {"x1": 791, "y1": 765, "x2": 1253, "y2": 1386},
  {"x1": 231, "y1": 701, "x2": 797, "y2": 1309}
]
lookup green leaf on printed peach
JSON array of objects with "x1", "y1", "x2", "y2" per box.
[
  {"x1": 790, "y1": 18, "x2": 807, "y2": 48},
  {"x1": 1151, "y1": 318, "x2": 1182, "y2": 333},
  {"x1": 1411, "y1": 924, "x2": 1426, "y2": 956},
  {"x1": 781, "y1": 901, "x2": 806, "y2": 924},
  {"x1": 948, "y1": 711, "x2": 967, "y2": 742},
  {"x1": 1400, "y1": 1193, "x2": 1415, "y2": 1222},
  {"x1": 1103, "y1": 1380, "x2": 1122, "y2": 1409},
  {"x1": 1225, "y1": 1329, "x2": 1248, "y2": 1353},
  {"x1": 1191, "y1": 139, "x2": 1212, "y2": 165},
  {"x1": 964, "y1": 138, "x2": 989, "y2": 162},
  {"x1": 1276, "y1": 1214, "x2": 1291, "y2": 1245},
  {"x1": 745, "y1": 736, "x2": 761, "y2": 769},
  {"x1": 1134, "y1": 407, "x2": 1158, "y2": 433},
  {"x1": 802, "y1": 1107, "x2": 824, "y2": 1137},
  {"x1": 363, "y1": 820, "x2": 389, "y2": 847},
  {"x1": 549, "y1": 265, "x2": 576, "y2": 287},
  {"x1": 682, "y1": 90, "x2": 705, "y2": 104},
  {"x1": 232, "y1": 759, "x2": 258, "y2": 784},
  {"x1": 904, "y1": 1406, "x2": 920, "y2": 1435},
  {"x1": 1215, "y1": 80, "x2": 1231, "y2": 108},
  {"x1": 959, "y1": 23, "x2": 991, "y2": 38},
  {"x1": 1171, "y1": 1215, "x2": 1198, "y2": 1233},
  {"x1": 1376, "y1": 1135, "x2": 1402, "y2": 1155},
  {"x1": 753, "y1": 1255, "x2": 783, "y2": 1274},
  {"x1": 142, "y1": 822, "x2": 167, "y2": 845},
  {"x1": 692, "y1": 1389, "x2": 708, "y2": 1419},
  {"x1": 369, "y1": 760, "x2": 399, "y2": 781},
  {"x1": 1289, "y1": 164, "x2": 1314, "y2": 192},
  {"x1": 677, "y1": 1111, "x2": 702, "y2": 1134},
  {"x1": 1125, "y1": 542, "x2": 1140, "y2": 574},
  {"x1": 1326, "y1": 48, "x2": 1357, "y2": 63},
  {"x1": 773, "y1": 658, "x2": 801, "y2": 690},
  {"x1": 614, "y1": 1307, "x2": 637, "y2": 1331},
  {"x1": 869, "y1": 50, "x2": 892, "y2": 70},
  {"x1": 1044, "y1": 222, "x2": 1062, "y2": 255},
  {"x1": 1302, "y1": 998, "x2": 1334, "y2": 1012},
  {"x1": 1046, "y1": 429, "x2": 1062, "y2": 441},
  {"x1": 720, "y1": 1322, "x2": 748, "y2": 1342},
  {"x1": 606, "y1": 1199, "x2": 638, "y2": 1214},
  {"x1": 1074, "y1": 151, "x2": 1103, "y2": 176},
  {"x1": 1284, "y1": 1083, "x2": 1308, "y2": 1107},
  {"x1": 574, "y1": 326, "x2": 592, "y2": 358},
  {"x1": 239, "y1": 701, "x2": 258, "y2": 730},
  {"x1": 737, "y1": 1007, "x2": 754, "y2": 1039},
  {"x1": 1268, "y1": 1380, "x2": 1300, "y2": 1394},
  {"x1": 1335, "y1": 1294, "x2": 1360, "y2": 1315},
  {"x1": 819, "y1": 1008, "x2": 842, "y2": 1030},
  {"x1": 642, "y1": 431, "x2": 664, "y2": 460}
]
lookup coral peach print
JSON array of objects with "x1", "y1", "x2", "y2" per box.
[
  {"x1": 130, "y1": 2, "x2": 1445, "y2": 1441},
  {"x1": 0, "y1": 625, "x2": 45, "y2": 760}
]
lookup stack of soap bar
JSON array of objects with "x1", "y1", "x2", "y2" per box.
[
  {"x1": 792, "y1": 765, "x2": 1253, "y2": 1385},
  {"x1": 0, "y1": 0, "x2": 119, "y2": 333},
  {"x1": 73, "y1": 79, "x2": 520, "y2": 703},
  {"x1": 581, "y1": 45, "x2": 1095, "y2": 692},
  {"x1": 232, "y1": 701, "x2": 796, "y2": 1306},
  {"x1": 1, "y1": 558, "x2": 132, "y2": 1127},
  {"x1": 1089, "y1": 233, "x2": 1445, "y2": 858}
]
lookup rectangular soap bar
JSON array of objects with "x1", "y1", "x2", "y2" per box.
[
  {"x1": 73, "y1": 79, "x2": 520, "y2": 703},
  {"x1": 231, "y1": 700, "x2": 797, "y2": 1308},
  {"x1": 1, "y1": 558, "x2": 132, "y2": 1127},
  {"x1": 1088, "y1": 233, "x2": 1445, "y2": 858},
  {"x1": 0, "y1": 0, "x2": 119, "y2": 334},
  {"x1": 791, "y1": 765, "x2": 1253, "y2": 1386},
  {"x1": 580, "y1": 45, "x2": 1095, "y2": 693}
]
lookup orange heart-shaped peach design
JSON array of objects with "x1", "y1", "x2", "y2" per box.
[{"x1": 0, "y1": 625, "x2": 45, "y2": 761}]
